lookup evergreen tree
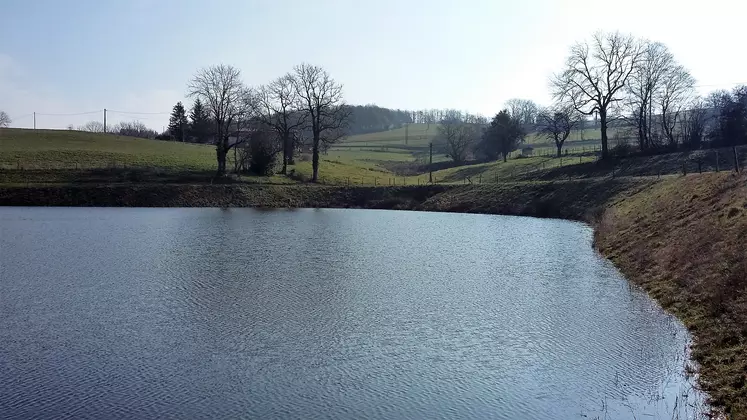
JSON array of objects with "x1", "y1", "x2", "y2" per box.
[
  {"x1": 189, "y1": 98, "x2": 211, "y2": 143},
  {"x1": 479, "y1": 110, "x2": 525, "y2": 162},
  {"x1": 168, "y1": 102, "x2": 188, "y2": 141}
]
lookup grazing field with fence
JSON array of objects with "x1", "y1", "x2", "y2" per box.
[{"x1": 2, "y1": 127, "x2": 744, "y2": 187}]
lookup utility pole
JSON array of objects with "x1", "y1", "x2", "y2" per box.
[
  {"x1": 33, "y1": 112, "x2": 36, "y2": 130},
  {"x1": 103, "y1": 109, "x2": 107, "y2": 133},
  {"x1": 234, "y1": 121, "x2": 240, "y2": 173},
  {"x1": 429, "y1": 142, "x2": 433, "y2": 183}
]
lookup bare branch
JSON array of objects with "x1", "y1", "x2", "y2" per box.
[
  {"x1": 187, "y1": 64, "x2": 247, "y2": 175},
  {"x1": 552, "y1": 31, "x2": 642, "y2": 158},
  {"x1": 292, "y1": 63, "x2": 350, "y2": 182},
  {"x1": 537, "y1": 105, "x2": 582, "y2": 157},
  {"x1": 0, "y1": 111, "x2": 11, "y2": 128}
]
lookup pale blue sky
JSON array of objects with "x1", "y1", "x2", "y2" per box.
[{"x1": 1, "y1": 0, "x2": 746, "y2": 129}]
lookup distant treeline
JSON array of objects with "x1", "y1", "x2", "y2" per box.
[{"x1": 348, "y1": 105, "x2": 412, "y2": 134}]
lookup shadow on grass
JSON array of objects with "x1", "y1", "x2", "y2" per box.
[{"x1": 0, "y1": 168, "x2": 286, "y2": 185}]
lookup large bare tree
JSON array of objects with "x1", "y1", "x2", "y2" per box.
[
  {"x1": 293, "y1": 63, "x2": 351, "y2": 182},
  {"x1": 0, "y1": 111, "x2": 11, "y2": 128},
  {"x1": 537, "y1": 106, "x2": 582, "y2": 157},
  {"x1": 553, "y1": 31, "x2": 643, "y2": 159},
  {"x1": 253, "y1": 73, "x2": 306, "y2": 174},
  {"x1": 436, "y1": 115, "x2": 481, "y2": 164},
  {"x1": 626, "y1": 41, "x2": 671, "y2": 150},
  {"x1": 188, "y1": 64, "x2": 248, "y2": 175},
  {"x1": 659, "y1": 64, "x2": 695, "y2": 147}
]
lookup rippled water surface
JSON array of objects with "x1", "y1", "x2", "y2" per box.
[{"x1": 0, "y1": 207, "x2": 706, "y2": 419}]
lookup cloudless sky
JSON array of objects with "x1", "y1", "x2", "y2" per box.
[{"x1": 1, "y1": 0, "x2": 746, "y2": 129}]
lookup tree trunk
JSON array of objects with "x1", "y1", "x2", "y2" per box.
[
  {"x1": 637, "y1": 109, "x2": 646, "y2": 151},
  {"x1": 600, "y1": 111, "x2": 609, "y2": 159},
  {"x1": 503, "y1": 153, "x2": 508, "y2": 163},
  {"x1": 281, "y1": 134, "x2": 289, "y2": 175},
  {"x1": 557, "y1": 144, "x2": 563, "y2": 158},
  {"x1": 311, "y1": 136, "x2": 320, "y2": 182},
  {"x1": 216, "y1": 145, "x2": 227, "y2": 175}
]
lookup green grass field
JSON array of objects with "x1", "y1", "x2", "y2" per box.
[
  {"x1": 0, "y1": 128, "x2": 219, "y2": 170},
  {"x1": 1, "y1": 127, "x2": 601, "y2": 186}
]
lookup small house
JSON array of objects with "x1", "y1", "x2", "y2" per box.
[{"x1": 520, "y1": 145, "x2": 534, "y2": 157}]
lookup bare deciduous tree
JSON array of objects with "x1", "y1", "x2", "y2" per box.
[
  {"x1": 553, "y1": 31, "x2": 643, "y2": 159},
  {"x1": 253, "y1": 73, "x2": 306, "y2": 174},
  {"x1": 436, "y1": 115, "x2": 481, "y2": 164},
  {"x1": 188, "y1": 64, "x2": 248, "y2": 175},
  {"x1": 625, "y1": 41, "x2": 695, "y2": 150},
  {"x1": 112, "y1": 120, "x2": 157, "y2": 138},
  {"x1": 78, "y1": 120, "x2": 105, "y2": 133},
  {"x1": 679, "y1": 98, "x2": 709, "y2": 149},
  {"x1": 293, "y1": 63, "x2": 351, "y2": 182},
  {"x1": 627, "y1": 41, "x2": 671, "y2": 150},
  {"x1": 0, "y1": 111, "x2": 11, "y2": 128},
  {"x1": 659, "y1": 64, "x2": 696, "y2": 147},
  {"x1": 537, "y1": 106, "x2": 582, "y2": 157},
  {"x1": 505, "y1": 99, "x2": 539, "y2": 127}
]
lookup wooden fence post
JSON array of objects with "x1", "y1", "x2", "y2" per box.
[{"x1": 733, "y1": 146, "x2": 740, "y2": 173}]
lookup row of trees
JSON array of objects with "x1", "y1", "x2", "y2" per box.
[
  {"x1": 347, "y1": 105, "x2": 412, "y2": 134},
  {"x1": 434, "y1": 31, "x2": 746, "y2": 166},
  {"x1": 76, "y1": 120, "x2": 159, "y2": 138},
  {"x1": 550, "y1": 31, "x2": 747, "y2": 157},
  {"x1": 166, "y1": 99, "x2": 212, "y2": 143},
  {"x1": 553, "y1": 32, "x2": 747, "y2": 157},
  {"x1": 433, "y1": 101, "x2": 578, "y2": 163},
  {"x1": 184, "y1": 63, "x2": 349, "y2": 179},
  {"x1": 706, "y1": 86, "x2": 747, "y2": 147}
]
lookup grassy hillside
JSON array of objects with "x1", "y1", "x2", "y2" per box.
[
  {"x1": 1, "y1": 128, "x2": 600, "y2": 186},
  {"x1": 0, "y1": 128, "x2": 218, "y2": 170},
  {"x1": 1, "y1": 126, "x2": 679, "y2": 187},
  {"x1": 340, "y1": 123, "x2": 437, "y2": 148}
]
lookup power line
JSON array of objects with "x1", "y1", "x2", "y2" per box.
[
  {"x1": 10, "y1": 113, "x2": 34, "y2": 120},
  {"x1": 35, "y1": 110, "x2": 100, "y2": 116},
  {"x1": 107, "y1": 110, "x2": 169, "y2": 115}
]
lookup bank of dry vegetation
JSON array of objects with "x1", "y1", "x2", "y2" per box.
[{"x1": 595, "y1": 173, "x2": 747, "y2": 417}]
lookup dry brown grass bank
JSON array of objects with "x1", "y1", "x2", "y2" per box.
[{"x1": 595, "y1": 173, "x2": 747, "y2": 417}]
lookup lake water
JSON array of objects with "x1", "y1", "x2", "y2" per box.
[{"x1": 0, "y1": 208, "x2": 706, "y2": 419}]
